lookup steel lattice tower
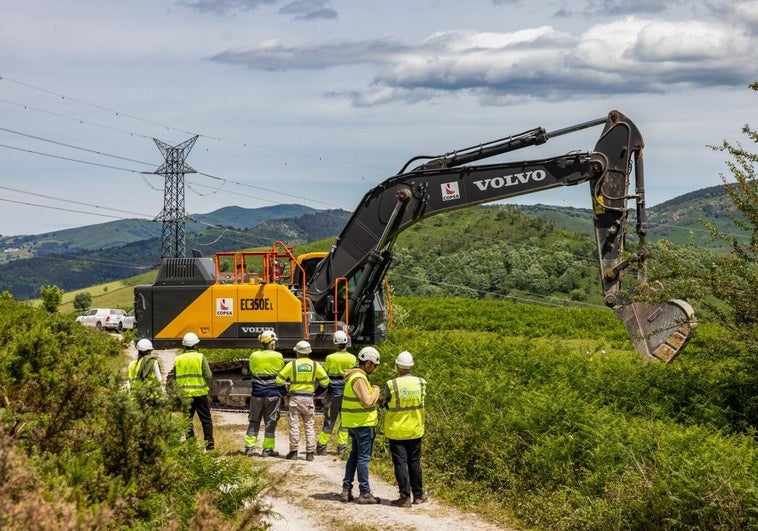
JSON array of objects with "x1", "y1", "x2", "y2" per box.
[{"x1": 152, "y1": 135, "x2": 198, "y2": 259}]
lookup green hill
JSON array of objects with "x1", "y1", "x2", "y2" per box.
[
  {"x1": 0, "y1": 208, "x2": 350, "y2": 300},
  {"x1": 0, "y1": 204, "x2": 327, "y2": 262},
  {"x1": 519, "y1": 185, "x2": 750, "y2": 250},
  {"x1": 388, "y1": 205, "x2": 605, "y2": 305},
  {"x1": 7, "y1": 185, "x2": 747, "y2": 303}
]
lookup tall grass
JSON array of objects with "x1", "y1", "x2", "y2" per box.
[{"x1": 369, "y1": 298, "x2": 758, "y2": 530}]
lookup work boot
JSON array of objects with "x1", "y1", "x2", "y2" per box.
[
  {"x1": 244, "y1": 446, "x2": 255, "y2": 456},
  {"x1": 261, "y1": 449, "x2": 280, "y2": 458},
  {"x1": 315, "y1": 444, "x2": 327, "y2": 456},
  {"x1": 337, "y1": 444, "x2": 347, "y2": 453},
  {"x1": 355, "y1": 492, "x2": 380, "y2": 505},
  {"x1": 285, "y1": 450, "x2": 298, "y2": 460},
  {"x1": 413, "y1": 493, "x2": 429, "y2": 504},
  {"x1": 306, "y1": 452, "x2": 314, "y2": 461},
  {"x1": 339, "y1": 489, "x2": 354, "y2": 503},
  {"x1": 391, "y1": 497, "x2": 412, "y2": 508}
]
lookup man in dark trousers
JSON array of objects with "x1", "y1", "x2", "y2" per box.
[
  {"x1": 172, "y1": 332, "x2": 215, "y2": 451},
  {"x1": 340, "y1": 347, "x2": 382, "y2": 504},
  {"x1": 382, "y1": 351, "x2": 427, "y2": 508}
]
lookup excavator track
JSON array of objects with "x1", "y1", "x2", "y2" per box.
[{"x1": 209, "y1": 358, "x2": 325, "y2": 411}]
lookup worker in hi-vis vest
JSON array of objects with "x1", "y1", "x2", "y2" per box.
[
  {"x1": 340, "y1": 346, "x2": 382, "y2": 505},
  {"x1": 172, "y1": 332, "x2": 214, "y2": 451},
  {"x1": 382, "y1": 350, "x2": 427, "y2": 508},
  {"x1": 244, "y1": 330, "x2": 285, "y2": 457},
  {"x1": 276, "y1": 340, "x2": 329, "y2": 461},
  {"x1": 316, "y1": 330, "x2": 356, "y2": 455}
]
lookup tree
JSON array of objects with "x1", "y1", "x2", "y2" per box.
[
  {"x1": 654, "y1": 82, "x2": 758, "y2": 432},
  {"x1": 702, "y1": 82, "x2": 758, "y2": 331},
  {"x1": 657, "y1": 83, "x2": 758, "y2": 334},
  {"x1": 73, "y1": 292, "x2": 93, "y2": 312},
  {"x1": 39, "y1": 284, "x2": 63, "y2": 313}
]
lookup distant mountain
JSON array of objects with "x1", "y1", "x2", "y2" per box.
[
  {"x1": 0, "y1": 204, "x2": 321, "y2": 263},
  {"x1": 519, "y1": 185, "x2": 748, "y2": 248},
  {"x1": 0, "y1": 207, "x2": 350, "y2": 300},
  {"x1": 644, "y1": 185, "x2": 747, "y2": 247},
  {"x1": 1, "y1": 185, "x2": 749, "y2": 300},
  {"x1": 191, "y1": 204, "x2": 318, "y2": 231}
]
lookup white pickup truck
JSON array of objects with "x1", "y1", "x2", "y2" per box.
[{"x1": 75, "y1": 308, "x2": 127, "y2": 331}]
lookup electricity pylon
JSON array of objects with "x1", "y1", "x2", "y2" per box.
[{"x1": 152, "y1": 135, "x2": 198, "y2": 259}]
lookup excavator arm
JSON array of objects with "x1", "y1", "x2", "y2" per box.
[{"x1": 307, "y1": 110, "x2": 695, "y2": 362}]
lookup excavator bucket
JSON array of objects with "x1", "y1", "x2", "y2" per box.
[{"x1": 614, "y1": 299, "x2": 697, "y2": 363}]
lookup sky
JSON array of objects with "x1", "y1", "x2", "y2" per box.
[{"x1": 1, "y1": 0, "x2": 756, "y2": 237}]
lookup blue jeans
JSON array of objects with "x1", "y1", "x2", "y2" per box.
[{"x1": 342, "y1": 427, "x2": 375, "y2": 494}]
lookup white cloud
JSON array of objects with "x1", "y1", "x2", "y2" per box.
[
  {"x1": 0, "y1": 0, "x2": 756, "y2": 236},
  {"x1": 730, "y1": 0, "x2": 758, "y2": 25}
]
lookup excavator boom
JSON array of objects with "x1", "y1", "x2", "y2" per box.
[
  {"x1": 135, "y1": 110, "x2": 695, "y2": 363},
  {"x1": 307, "y1": 110, "x2": 696, "y2": 362}
]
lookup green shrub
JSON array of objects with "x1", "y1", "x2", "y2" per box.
[
  {"x1": 0, "y1": 295, "x2": 268, "y2": 529},
  {"x1": 374, "y1": 312, "x2": 758, "y2": 530}
]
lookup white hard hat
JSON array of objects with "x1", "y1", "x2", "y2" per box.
[
  {"x1": 357, "y1": 346, "x2": 380, "y2": 365},
  {"x1": 259, "y1": 330, "x2": 278, "y2": 345},
  {"x1": 182, "y1": 332, "x2": 200, "y2": 347},
  {"x1": 333, "y1": 330, "x2": 349, "y2": 345},
  {"x1": 395, "y1": 350, "x2": 414, "y2": 368},
  {"x1": 136, "y1": 338, "x2": 154, "y2": 352},
  {"x1": 294, "y1": 340, "x2": 312, "y2": 355}
]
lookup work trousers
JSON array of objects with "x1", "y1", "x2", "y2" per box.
[
  {"x1": 287, "y1": 394, "x2": 316, "y2": 453},
  {"x1": 343, "y1": 427, "x2": 376, "y2": 495},
  {"x1": 318, "y1": 394, "x2": 348, "y2": 446},
  {"x1": 187, "y1": 394, "x2": 214, "y2": 450},
  {"x1": 245, "y1": 395, "x2": 282, "y2": 450},
  {"x1": 389, "y1": 437, "x2": 423, "y2": 500}
]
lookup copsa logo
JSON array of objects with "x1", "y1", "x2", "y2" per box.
[
  {"x1": 216, "y1": 298, "x2": 233, "y2": 317},
  {"x1": 441, "y1": 181, "x2": 460, "y2": 201}
]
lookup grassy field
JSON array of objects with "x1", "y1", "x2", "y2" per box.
[
  {"x1": 365, "y1": 297, "x2": 758, "y2": 530},
  {"x1": 55, "y1": 270, "x2": 157, "y2": 313}
]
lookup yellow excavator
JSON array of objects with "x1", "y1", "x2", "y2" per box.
[{"x1": 135, "y1": 110, "x2": 696, "y2": 406}]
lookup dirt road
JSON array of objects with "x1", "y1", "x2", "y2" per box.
[
  {"x1": 127, "y1": 344, "x2": 511, "y2": 530},
  {"x1": 217, "y1": 410, "x2": 509, "y2": 531}
]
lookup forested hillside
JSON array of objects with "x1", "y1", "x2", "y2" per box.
[
  {"x1": 0, "y1": 209, "x2": 350, "y2": 300},
  {"x1": 0, "y1": 203, "x2": 329, "y2": 260},
  {"x1": 520, "y1": 184, "x2": 750, "y2": 249},
  {"x1": 388, "y1": 205, "x2": 606, "y2": 304}
]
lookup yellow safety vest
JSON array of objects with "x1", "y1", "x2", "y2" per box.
[
  {"x1": 341, "y1": 371, "x2": 378, "y2": 428},
  {"x1": 276, "y1": 358, "x2": 329, "y2": 396},
  {"x1": 173, "y1": 351, "x2": 209, "y2": 397},
  {"x1": 127, "y1": 359, "x2": 139, "y2": 390},
  {"x1": 323, "y1": 351, "x2": 357, "y2": 395},
  {"x1": 383, "y1": 375, "x2": 426, "y2": 440}
]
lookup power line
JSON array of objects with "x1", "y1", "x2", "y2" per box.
[
  {"x1": 0, "y1": 142, "x2": 144, "y2": 173},
  {"x1": 0, "y1": 96, "x2": 156, "y2": 140},
  {"x1": 31, "y1": 253, "x2": 155, "y2": 270},
  {"x1": 0, "y1": 75, "x2": 390, "y2": 173},
  {"x1": 388, "y1": 272, "x2": 607, "y2": 309},
  {"x1": 0, "y1": 131, "x2": 351, "y2": 210},
  {"x1": 0, "y1": 75, "x2": 199, "y2": 138},
  {"x1": 193, "y1": 172, "x2": 347, "y2": 209},
  {"x1": 0, "y1": 185, "x2": 153, "y2": 218},
  {"x1": 0, "y1": 197, "x2": 140, "y2": 220},
  {"x1": 0, "y1": 125, "x2": 154, "y2": 166}
]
